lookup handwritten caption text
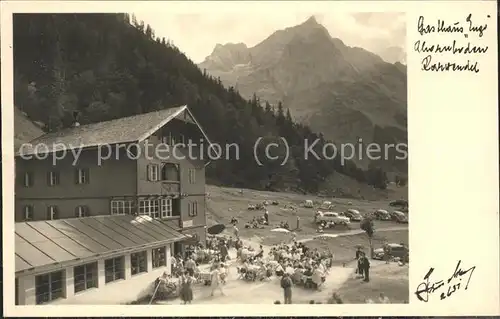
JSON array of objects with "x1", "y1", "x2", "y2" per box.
[
  {"x1": 414, "y1": 14, "x2": 490, "y2": 73},
  {"x1": 414, "y1": 260, "x2": 476, "y2": 302}
]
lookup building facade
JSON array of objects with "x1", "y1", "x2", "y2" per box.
[
  {"x1": 15, "y1": 215, "x2": 183, "y2": 305},
  {"x1": 14, "y1": 105, "x2": 211, "y2": 304}
]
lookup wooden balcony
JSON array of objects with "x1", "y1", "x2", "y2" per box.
[{"x1": 161, "y1": 181, "x2": 180, "y2": 195}]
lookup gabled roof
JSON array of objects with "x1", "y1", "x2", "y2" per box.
[
  {"x1": 15, "y1": 215, "x2": 187, "y2": 274},
  {"x1": 14, "y1": 106, "x2": 45, "y2": 149},
  {"x1": 17, "y1": 105, "x2": 212, "y2": 156}
]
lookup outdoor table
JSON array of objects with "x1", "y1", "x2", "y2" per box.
[
  {"x1": 246, "y1": 265, "x2": 261, "y2": 272},
  {"x1": 197, "y1": 271, "x2": 212, "y2": 285},
  {"x1": 242, "y1": 265, "x2": 261, "y2": 281},
  {"x1": 267, "y1": 260, "x2": 279, "y2": 269},
  {"x1": 240, "y1": 249, "x2": 256, "y2": 261}
]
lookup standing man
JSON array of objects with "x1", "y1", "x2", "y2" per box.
[
  {"x1": 296, "y1": 216, "x2": 301, "y2": 230},
  {"x1": 210, "y1": 264, "x2": 225, "y2": 296},
  {"x1": 355, "y1": 248, "x2": 363, "y2": 277},
  {"x1": 233, "y1": 224, "x2": 239, "y2": 238},
  {"x1": 185, "y1": 256, "x2": 196, "y2": 277},
  {"x1": 400, "y1": 242, "x2": 408, "y2": 265},
  {"x1": 280, "y1": 273, "x2": 293, "y2": 304},
  {"x1": 383, "y1": 242, "x2": 392, "y2": 264},
  {"x1": 220, "y1": 241, "x2": 229, "y2": 262},
  {"x1": 362, "y1": 253, "x2": 370, "y2": 282},
  {"x1": 264, "y1": 210, "x2": 269, "y2": 225}
]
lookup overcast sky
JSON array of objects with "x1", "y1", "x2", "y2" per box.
[{"x1": 132, "y1": 12, "x2": 406, "y2": 63}]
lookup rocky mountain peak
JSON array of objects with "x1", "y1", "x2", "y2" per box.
[
  {"x1": 201, "y1": 42, "x2": 251, "y2": 70},
  {"x1": 198, "y1": 18, "x2": 407, "y2": 173},
  {"x1": 292, "y1": 15, "x2": 329, "y2": 36},
  {"x1": 302, "y1": 15, "x2": 320, "y2": 26},
  {"x1": 213, "y1": 42, "x2": 248, "y2": 52}
]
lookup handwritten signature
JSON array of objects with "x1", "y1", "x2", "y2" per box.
[{"x1": 414, "y1": 260, "x2": 475, "y2": 302}]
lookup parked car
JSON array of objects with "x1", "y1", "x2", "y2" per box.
[
  {"x1": 373, "y1": 243, "x2": 409, "y2": 262},
  {"x1": 315, "y1": 211, "x2": 350, "y2": 225},
  {"x1": 390, "y1": 211, "x2": 408, "y2": 223},
  {"x1": 389, "y1": 199, "x2": 408, "y2": 207},
  {"x1": 373, "y1": 209, "x2": 391, "y2": 221},
  {"x1": 319, "y1": 201, "x2": 333, "y2": 210},
  {"x1": 342, "y1": 209, "x2": 363, "y2": 222},
  {"x1": 304, "y1": 200, "x2": 314, "y2": 208}
]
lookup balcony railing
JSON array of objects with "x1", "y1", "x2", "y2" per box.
[{"x1": 161, "y1": 181, "x2": 180, "y2": 194}]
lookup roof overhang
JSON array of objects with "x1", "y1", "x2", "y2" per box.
[
  {"x1": 15, "y1": 215, "x2": 187, "y2": 277},
  {"x1": 137, "y1": 105, "x2": 214, "y2": 167}
]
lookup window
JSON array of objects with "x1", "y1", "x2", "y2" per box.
[
  {"x1": 152, "y1": 247, "x2": 167, "y2": 268},
  {"x1": 168, "y1": 132, "x2": 176, "y2": 145},
  {"x1": 47, "y1": 171, "x2": 60, "y2": 186},
  {"x1": 160, "y1": 132, "x2": 176, "y2": 145},
  {"x1": 75, "y1": 168, "x2": 89, "y2": 184},
  {"x1": 161, "y1": 136, "x2": 169, "y2": 145},
  {"x1": 104, "y1": 256, "x2": 125, "y2": 283},
  {"x1": 15, "y1": 278, "x2": 19, "y2": 305},
  {"x1": 188, "y1": 201, "x2": 198, "y2": 217},
  {"x1": 111, "y1": 200, "x2": 134, "y2": 215},
  {"x1": 130, "y1": 251, "x2": 148, "y2": 275},
  {"x1": 23, "y1": 172, "x2": 34, "y2": 187},
  {"x1": 161, "y1": 163, "x2": 179, "y2": 181},
  {"x1": 147, "y1": 164, "x2": 159, "y2": 181},
  {"x1": 23, "y1": 205, "x2": 34, "y2": 221},
  {"x1": 46, "y1": 206, "x2": 59, "y2": 220},
  {"x1": 35, "y1": 270, "x2": 64, "y2": 304},
  {"x1": 188, "y1": 168, "x2": 196, "y2": 184},
  {"x1": 172, "y1": 198, "x2": 181, "y2": 216},
  {"x1": 139, "y1": 199, "x2": 159, "y2": 218},
  {"x1": 74, "y1": 262, "x2": 98, "y2": 293},
  {"x1": 160, "y1": 198, "x2": 172, "y2": 218},
  {"x1": 75, "y1": 205, "x2": 89, "y2": 218}
]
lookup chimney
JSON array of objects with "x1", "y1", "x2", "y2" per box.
[{"x1": 72, "y1": 111, "x2": 80, "y2": 127}]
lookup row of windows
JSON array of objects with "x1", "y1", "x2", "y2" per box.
[
  {"x1": 110, "y1": 199, "x2": 183, "y2": 218},
  {"x1": 22, "y1": 165, "x2": 196, "y2": 187},
  {"x1": 146, "y1": 163, "x2": 196, "y2": 184},
  {"x1": 30, "y1": 247, "x2": 168, "y2": 304},
  {"x1": 161, "y1": 132, "x2": 186, "y2": 146},
  {"x1": 22, "y1": 169, "x2": 89, "y2": 188},
  {"x1": 22, "y1": 205, "x2": 90, "y2": 221},
  {"x1": 147, "y1": 163, "x2": 180, "y2": 182},
  {"x1": 21, "y1": 198, "x2": 198, "y2": 221}
]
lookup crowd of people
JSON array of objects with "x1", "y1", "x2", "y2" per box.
[
  {"x1": 232, "y1": 209, "x2": 300, "y2": 231},
  {"x1": 150, "y1": 236, "x2": 235, "y2": 304},
  {"x1": 151, "y1": 217, "x2": 402, "y2": 305},
  {"x1": 244, "y1": 216, "x2": 267, "y2": 229},
  {"x1": 234, "y1": 237, "x2": 334, "y2": 301},
  {"x1": 172, "y1": 228, "x2": 336, "y2": 305}
]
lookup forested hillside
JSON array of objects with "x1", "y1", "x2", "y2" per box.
[{"x1": 13, "y1": 13, "x2": 391, "y2": 194}]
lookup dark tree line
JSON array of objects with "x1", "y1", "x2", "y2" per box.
[{"x1": 13, "y1": 13, "x2": 388, "y2": 193}]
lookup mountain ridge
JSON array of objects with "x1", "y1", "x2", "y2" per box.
[{"x1": 199, "y1": 16, "x2": 407, "y2": 173}]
